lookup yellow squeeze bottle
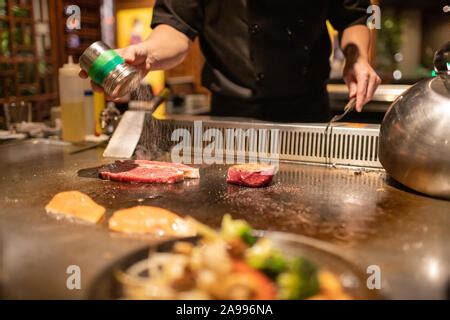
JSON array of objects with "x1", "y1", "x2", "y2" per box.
[
  {"x1": 58, "y1": 56, "x2": 87, "y2": 142},
  {"x1": 93, "y1": 92, "x2": 105, "y2": 136}
]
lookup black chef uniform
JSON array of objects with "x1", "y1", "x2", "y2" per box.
[{"x1": 151, "y1": 0, "x2": 370, "y2": 122}]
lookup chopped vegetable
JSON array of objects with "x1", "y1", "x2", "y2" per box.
[
  {"x1": 245, "y1": 238, "x2": 287, "y2": 278},
  {"x1": 232, "y1": 260, "x2": 277, "y2": 300},
  {"x1": 118, "y1": 215, "x2": 349, "y2": 300},
  {"x1": 185, "y1": 216, "x2": 221, "y2": 241},
  {"x1": 221, "y1": 214, "x2": 257, "y2": 246},
  {"x1": 276, "y1": 257, "x2": 320, "y2": 300}
]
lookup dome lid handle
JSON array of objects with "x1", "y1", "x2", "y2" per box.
[{"x1": 433, "y1": 41, "x2": 450, "y2": 75}]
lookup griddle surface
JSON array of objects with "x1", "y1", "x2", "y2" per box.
[{"x1": 0, "y1": 140, "x2": 449, "y2": 299}]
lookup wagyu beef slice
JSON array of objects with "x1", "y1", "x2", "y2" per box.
[
  {"x1": 99, "y1": 161, "x2": 185, "y2": 184},
  {"x1": 132, "y1": 160, "x2": 200, "y2": 179},
  {"x1": 226, "y1": 163, "x2": 276, "y2": 187}
]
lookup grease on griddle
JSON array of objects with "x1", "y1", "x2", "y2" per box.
[{"x1": 221, "y1": 180, "x2": 382, "y2": 245}]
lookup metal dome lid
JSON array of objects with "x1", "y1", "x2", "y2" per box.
[
  {"x1": 379, "y1": 42, "x2": 450, "y2": 199},
  {"x1": 433, "y1": 41, "x2": 450, "y2": 75}
]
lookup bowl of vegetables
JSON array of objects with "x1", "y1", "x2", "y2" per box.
[{"x1": 90, "y1": 215, "x2": 378, "y2": 300}]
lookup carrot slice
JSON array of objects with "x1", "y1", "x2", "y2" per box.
[{"x1": 232, "y1": 260, "x2": 277, "y2": 300}]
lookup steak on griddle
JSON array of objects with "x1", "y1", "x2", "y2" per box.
[
  {"x1": 132, "y1": 160, "x2": 200, "y2": 179},
  {"x1": 99, "y1": 160, "x2": 198, "y2": 184},
  {"x1": 226, "y1": 163, "x2": 276, "y2": 187}
]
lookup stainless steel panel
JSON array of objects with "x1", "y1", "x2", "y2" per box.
[{"x1": 153, "y1": 115, "x2": 382, "y2": 168}]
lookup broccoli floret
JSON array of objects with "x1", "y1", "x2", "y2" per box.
[
  {"x1": 277, "y1": 257, "x2": 320, "y2": 300},
  {"x1": 221, "y1": 214, "x2": 257, "y2": 246},
  {"x1": 245, "y1": 238, "x2": 287, "y2": 278}
]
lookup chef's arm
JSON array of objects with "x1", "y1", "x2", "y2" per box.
[
  {"x1": 80, "y1": 0, "x2": 202, "y2": 95},
  {"x1": 120, "y1": 24, "x2": 191, "y2": 71},
  {"x1": 79, "y1": 25, "x2": 191, "y2": 95},
  {"x1": 341, "y1": 24, "x2": 370, "y2": 60},
  {"x1": 341, "y1": 25, "x2": 381, "y2": 112}
]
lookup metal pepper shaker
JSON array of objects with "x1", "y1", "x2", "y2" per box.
[{"x1": 79, "y1": 41, "x2": 140, "y2": 97}]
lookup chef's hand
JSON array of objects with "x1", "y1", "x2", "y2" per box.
[
  {"x1": 343, "y1": 55, "x2": 381, "y2": 112},
  {"x1": 79, "y1": 25, "x2": 190, "y2": 100},
  {"x1": 78, "y1": 43, "x2": 151, "y2": 100}
]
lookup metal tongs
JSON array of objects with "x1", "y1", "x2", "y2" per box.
[{"x1": 325, "y1": 97, "x2": 356, "y2": 133}]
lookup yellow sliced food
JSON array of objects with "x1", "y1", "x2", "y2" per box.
[
  {"x1": 45, "y1": 191, "x2": 105, "y2": 224},
  {"x1": 109, "y1": 206, "x2": 196, "y2": 237},
  {"x1": 308, "y1": 271, "x2": 351, "y2": 300}
]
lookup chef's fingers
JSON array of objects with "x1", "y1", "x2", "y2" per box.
[
  {"x1": 79, "y1": 69, "x2": 88, "y2": 79},
  {"x1": 145, "y1": 56, "x2": 153, "y2": 71},
  {"x1": 79, "y1": 70, "x2": 88, "y2": 78},
  {"x1": 81, "y1": 71, "x2": 104, "y2": 94},
  {"x1": 115, "y1": 48, "x2": 123, "y2": 57},
  {"x1": 139, "y1": 68, "x2": 149, "y2": 81},
  {"x1": 91, "y1": 80, "x2": 104, "y2": 94},
  {"x1": 355, "y1": 72, "x2": 369, "y2": 112},
  {"x1": 109, "y1": 94, "x2": 129, "y2": 103},
  {"x1": 365, "y1": 73, "x2": 381, "y2": 105},
  {"x1": 347, "y1": 81, "x2": 357, "y2": 99},
  {"x1": 119, "y1": 46, "x2": 137, "y2": 64}
]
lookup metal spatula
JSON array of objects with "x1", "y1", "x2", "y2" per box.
[
  {"x1": 325, "y1": 97, "x2": 356, "y2": 133},
  {"x1": 102, "y1": 88, "x2": 171, "y2": 158},
  {"x1": 103, "y1": 110, "x2": 146, "y2": 158}
]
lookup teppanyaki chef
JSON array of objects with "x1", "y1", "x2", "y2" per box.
[{"x1": 80, "y1": 0, "x2": 381, "y2": 123}]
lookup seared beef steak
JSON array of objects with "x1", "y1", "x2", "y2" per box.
[
  {"x1": 132, "y1": 160, "x2": 200, "y2": 179},
  {"x1": 226, "y1": 163, "x2": 276, "y2": 187},
  {"x1": 99, "y1": 160, "x2": 199, "y2": 184}
]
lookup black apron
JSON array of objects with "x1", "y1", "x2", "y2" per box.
[
  {"x1": 152, "y1": 0, "x2": 369, "y2": 121},
  {"x1": 210, "y1": 86, "x2": 331, "y2": 123}
]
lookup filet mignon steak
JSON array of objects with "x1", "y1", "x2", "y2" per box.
[
  {"x1": 226, "y1": 163, "x2": 277, "y2": 187},
  {"x1": 99, "y1": 160, "x2": 199, "y2": 184}
]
